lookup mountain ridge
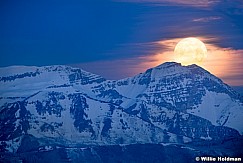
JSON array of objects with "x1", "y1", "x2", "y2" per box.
[{"x1": 0, "y1": 62, "x2": 242, "y2": 154}]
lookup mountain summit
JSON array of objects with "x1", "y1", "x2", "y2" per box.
[{"x1": 0, "y1": 62, "x2": 242, "y2": 154}]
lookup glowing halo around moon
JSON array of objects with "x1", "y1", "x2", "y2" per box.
[{"x1": 174, "y1": 37, "x2": 207, "y2": 66}]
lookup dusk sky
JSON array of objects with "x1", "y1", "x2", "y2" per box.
[{"x1": 1, "y1": 0, "x2": 243, "y2": 86}]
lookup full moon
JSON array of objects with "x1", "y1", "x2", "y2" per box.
[{"x1": 174, "y1": 37, "x2": 207, "y2": 66}]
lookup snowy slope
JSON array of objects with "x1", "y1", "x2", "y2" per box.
[
  {"x1": 93, "y1": 62, "x2": 243, "y2": 133},
  {"x1": 0, "y1": 62, "x2": 242, "y2": 153},
  {"x1": 0, "y1": 65, "x2": 105, "y2": 106}
]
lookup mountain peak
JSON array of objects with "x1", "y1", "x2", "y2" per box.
[
  {"x1": 154, "y1": 62, "x2": 204, "y2": 70},
  {"x1": 144, "y1": 62, "x2": 199, "y2": 80},
  {"x1": 148, "y1": 62, "x2": 216, "y2": 80},
  {"x1": 155, "y1": 62, "x2": 182, "y2": 68},
  {"x1": 124, "y1": 61, "x2": 241, "y2": 107},
  {"x1": 1, "y1": 62, "x2": 243, "y2": 156}
]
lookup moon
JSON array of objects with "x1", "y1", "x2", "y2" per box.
[{"x1": 174, "y1": 37, "x2": 207, "y2": 66}]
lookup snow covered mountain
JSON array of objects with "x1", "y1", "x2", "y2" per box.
[{"x1": 0, "y1": 62, "x2": 242, "y2": 154}]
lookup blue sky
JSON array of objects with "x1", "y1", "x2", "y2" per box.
[{"x1": 1, "y1": 0, "x2": 243, "y2": 86}]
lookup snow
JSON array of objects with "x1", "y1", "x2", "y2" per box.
[
  {"x1": 3, "y1": 137, "x2": 22, "y2": 153},
  {"x1": 187, "y1": 90, "x2": 243, "y2": 134},
  {"x1": 0, "y1": 66, "x2": 39, "y2": 77},
  {"x1": 115, "y1": 82, "x2": 147, "y2": 99},
  {"x1": 1, "y1": 62, "x2": 242, "y2": 153},
  {"x1": 39, "y1": 146, "x2": 53, "y2": 152}
]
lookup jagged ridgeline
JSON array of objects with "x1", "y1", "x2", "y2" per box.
[{"x1": 0, "y1": 62, "x2": 243, "y2": 162}]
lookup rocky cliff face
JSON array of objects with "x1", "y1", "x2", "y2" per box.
[{"x1": 0, "y1": 62, "x2": 242, "y2": 153}]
